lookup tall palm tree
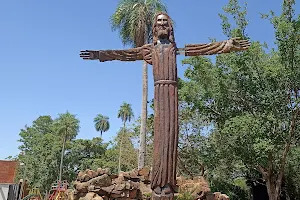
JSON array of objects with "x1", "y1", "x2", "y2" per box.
[
  {"x1": 117, "y1": 102, "x2": 134, "y2": 172},
  {"x1": 56, "y1": 111, "x2": 80, "y2": 182},
  {"x1": 110, "y1": 0, "x2": 167, "y2": 170},
  {"x1": 94, "y1": 114, "x2": 110, "y2": 137}
]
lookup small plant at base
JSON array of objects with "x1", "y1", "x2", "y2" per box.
[{"x1": 175, "y1": 192, "x2": 194, "y2": 200}]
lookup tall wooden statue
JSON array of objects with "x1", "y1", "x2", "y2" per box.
[{"x1": 80, "y1": 12, "x2": 250, "y2": 200}]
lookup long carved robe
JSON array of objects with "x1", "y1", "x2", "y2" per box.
[
  {"x1": 95, "y1": 43, "x2": 179, "y2": 192},
  {"x1": 80, "y1": 38, "x2": 250, "y2": 198},
  {"x1": 151, "y1": 43, "x2": 178, "y2": 191},
  {"x1": 95, "y1": 43, "x2": 179, "y2": 191}
]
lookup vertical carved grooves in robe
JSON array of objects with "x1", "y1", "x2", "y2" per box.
[
  {"x1": 152, "y1": 43, "x2": 178, "y2": 193},
  {"x1": 162, "y1": 43, "x2": 169, "y2": 185},
  {"x1": 171, "y1": 45, "x2": 178, "y2": 186},
  {"x1": 152, "y1": 45, "x2": 161, "y2": 187}
]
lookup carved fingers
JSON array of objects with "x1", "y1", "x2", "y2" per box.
[
  {"x1": 231, "y1": 37, "x2": 251, "y2": 50},
  {"x1": 80, "y1": 50, "x2": 99, "y2": 60}
]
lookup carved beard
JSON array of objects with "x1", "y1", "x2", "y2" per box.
[{"x1": 157, "y1": 25, "x2": 170, "y2": 40}]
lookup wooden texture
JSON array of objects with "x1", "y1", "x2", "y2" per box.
[
  {"x1": 151, "y1": 43, "x2": 178, "y2": 198},
  {"x1": 80, "y1": 44, "x2": 152, "y2": 63},
  {"x1": 184, "y1": 37, "x2": 250, "y2": 56},
  {"x1": 79, "y1": 12, "x2": 250, "y2": 200}
]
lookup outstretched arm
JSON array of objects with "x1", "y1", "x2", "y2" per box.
[
  {"x1": 179, "y1": 37, "x2": 251, "y2": 56},
  {"x1": 80, "y1": 46, "x2": 145, "y2": 62}
]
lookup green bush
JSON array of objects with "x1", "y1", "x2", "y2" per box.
[{"x1": 175, "y1": 192, "x2": 194, "y2": 200}]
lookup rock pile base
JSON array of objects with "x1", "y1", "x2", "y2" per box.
[
  {"x1": 73, "y1": 168, "x2": 151, "y2": 200},
  {"x1": 73, "y1": 168, "x2": 229, "y2": 200}
]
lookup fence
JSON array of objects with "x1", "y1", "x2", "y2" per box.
[{"x1": 0, "y1": 184, "x2": 21, "y2": 200}]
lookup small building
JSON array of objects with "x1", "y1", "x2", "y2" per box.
[
  {"x1": 0, "y1": 160, "x2": 18, "y2": 184},
  {"x1": 0, "y1": 160, "x2": 21, "y2": 200}
]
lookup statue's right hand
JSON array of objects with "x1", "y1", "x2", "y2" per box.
[{"x1": 80, "y1": 50, "x2": 99, "y2": 60}]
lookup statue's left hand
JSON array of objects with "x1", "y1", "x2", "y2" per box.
[
  {"x1": 229, "y1": 37, "x2": 251, "y2": 51},
  {"x1": 80, "y1": 50, "x2": 99, "y2": 60}
]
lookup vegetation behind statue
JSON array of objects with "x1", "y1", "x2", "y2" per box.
[{"x1": 179, "y1": 0, "x2": 300, "y2": 200}]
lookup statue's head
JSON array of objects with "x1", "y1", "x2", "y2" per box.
[{"x1": 152, "y1": 12, "x2": 175, "y2": 45}]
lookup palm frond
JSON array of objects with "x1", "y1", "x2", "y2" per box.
[
  {"x1": 94, "y1": 114, "x2": 110, "y2": 134},
  {"x1": 118, "y1": 102, "x2": 134, "y2": 123},
  {"x1": 110, "y1": 0, "x2": 168, "y2": 47}
]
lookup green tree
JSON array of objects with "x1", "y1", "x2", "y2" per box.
[
  {"x1": 101, "y1": 144, "x2": 120, "y2": 174},
  {"x1": 285, "y1": 147, "x2": 300, "y2": 199},
  {"x1": 259, "y1": 1, "x2": 300, "y2": 199},
  {"x1": 117, "y1": 102, "x2": 134, "y2": 172},
  {"x1": 179, "y1": 0, "x2": 300, "y2": 199},
  {"x1": 131, "y1": 99, "x2": 155, "y2": 168},
  {"x1": 94, "y1": 114, "x2": 110, "y2": 137},
  {"x1": 17, "y1": 116, "x2": 63, "y2": 193},
  {"x1": 110, "y1": 0, "x2": 167, "y2": 169},
  {"x1": 55, "y1": 112, "x2": 80, "y2": 182},
  {"x1": 176, "y1": 101, "x2": 250, "y2": 199},
  {"x1": 64, "y1": 137, "x2": 108, "y2": 179},
  {"x1": 99, "y1": 127, "x2": 138, "y2": 174},
  {"x1": 117, "y1": 127, "x2": 138, "y2": 171},
  {"x1": 177, "y1": 103, "x2": 210, "y2": 178},
  {"x1": 17, "y1": 114, "x2": 108, "y2": 194}
]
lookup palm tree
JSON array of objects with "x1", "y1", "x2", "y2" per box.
[
  {"x1": 94, "y1": 114, "x2": 110, "y2": 137},
  {"x1": 117, "y1": 102, "x2": 134, "y2": 172},
  {"x1": 110, "y1": 0, "x2": 167, "y2": 170},
  {"x1": 56, "y1": 111, "x2": 80, "y2": 182}
]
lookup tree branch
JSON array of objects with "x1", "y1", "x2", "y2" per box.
[
  {"x1": 276, "y1": 108, "x2": 300, "y2": 193},
  {"x1": 257, "y1": 165, "x2": 268, "y2": 179},
  {"x1": 178, "y1": 156, "x2": 194, "y2": 179},
  {"x1": 206, "y1": 106, "x2": 222, "y2": 116}
]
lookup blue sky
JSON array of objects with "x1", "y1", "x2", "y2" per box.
[{"x1": 0, "y1": 0, "x2": 286, "y2": 159}]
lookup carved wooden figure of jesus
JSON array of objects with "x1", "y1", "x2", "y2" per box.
[{"x1": 80, "y1": 13, "x2": 250, "y2": 200}]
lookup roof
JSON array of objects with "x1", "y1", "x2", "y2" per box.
[{"x1": 0, "y1": 160, "x2": 18, "y2": 184}]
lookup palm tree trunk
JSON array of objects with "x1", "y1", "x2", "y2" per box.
[
  {"x1": 118, "y1": 121, "x2": 126, "y2": 173},
  {"x1": 138, "y1": 60, "x2": 148, "y2": 169},
  {"x1": 59, "y1": 129, "x2": 67, "y2": 182},
  {"x1": 118, "y1": 136, "x2": 122, "y2": 173}
]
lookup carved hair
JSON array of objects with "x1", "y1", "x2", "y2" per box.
[{"x1": 152, "y1": 12, "x2": 175, "y2": 45}]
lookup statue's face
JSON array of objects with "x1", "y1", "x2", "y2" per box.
[
  {"x1": 156, "y1": 14, "x2": 168, "y2": 26},
  {"x1": 155, "y1": 14, "x2": 170, "y2": 41}
]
